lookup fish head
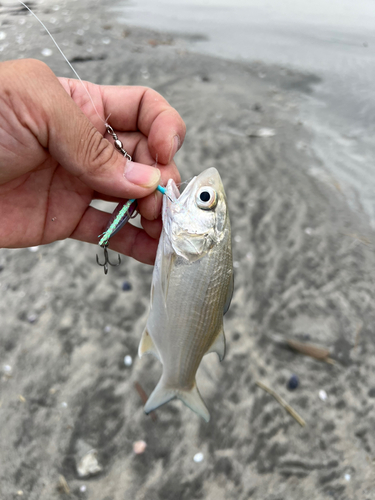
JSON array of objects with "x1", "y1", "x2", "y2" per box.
[{"x1": 163, "y1": 167, "x2": 230, "y2": 261}]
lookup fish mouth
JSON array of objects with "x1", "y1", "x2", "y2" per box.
[{"x1": 165, "y1": 178, "x2": 181, "y2": 203}]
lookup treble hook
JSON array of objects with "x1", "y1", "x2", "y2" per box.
[{"x1": 96, "y1": 245, "x2": 121, "y2": 275}]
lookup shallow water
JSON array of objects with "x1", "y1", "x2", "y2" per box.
[{"x1": 113, "y1": 0, "x2": 375, "y2": 224}]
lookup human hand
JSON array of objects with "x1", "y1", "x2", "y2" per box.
[{"x1": 0, "y1": 59, "x2": 186, "y2": 264}]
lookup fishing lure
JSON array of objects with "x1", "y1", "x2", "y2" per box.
[{"x1": 96, "y1": 124, "x2": 169, "y2": 274}]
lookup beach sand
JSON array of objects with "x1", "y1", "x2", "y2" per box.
[{"x1": 1, "y1": 1, "x2": 375, "y2": 499}]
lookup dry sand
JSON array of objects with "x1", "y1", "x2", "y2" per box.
[{"x1": 1, "y1": 1, "x2": 375, "y2": 499}]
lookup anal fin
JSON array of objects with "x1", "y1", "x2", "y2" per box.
[
  {"x1": 206, "y1": 326, "x2": 226, "y2": 361},
  {"x1": 138, "y1": 328, "x2": 160, "y2": 361}
]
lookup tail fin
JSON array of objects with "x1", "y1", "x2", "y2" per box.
[
  {"x1": 144, "y1": 377, "x2": 210, "y2": 422},
  {"x1": 144, "y1": 378, "x2": 175, "y2": 415},
  {"x1": 178, "y1": 384, "x2": 210, "y2": 422}
]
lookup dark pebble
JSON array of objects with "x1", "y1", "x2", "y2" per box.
[
  {"x1": 287, "y1": 374, "x2": 299, "y2": 390},
  {"x1": 122, "y1": 281, "x2": 132, "y2": 291}
]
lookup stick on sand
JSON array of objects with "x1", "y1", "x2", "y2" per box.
[
  {"x1": 286, "y1": 339, "x2": 335, "y2": 365},
  {"x1": 256, "y1": 380, "x2": 306, "y2": 427}
]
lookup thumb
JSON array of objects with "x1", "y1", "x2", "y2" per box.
[{"x1": 30, "y1": 60, "x2": 161, "y2": 198}]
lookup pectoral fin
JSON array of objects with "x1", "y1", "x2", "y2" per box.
[
  {"x1": 206, "y1": 326, "x2": 226, "y2": 361},
  {"x1": 138, "y1": 328, "x2": 160, "y2": 361}
]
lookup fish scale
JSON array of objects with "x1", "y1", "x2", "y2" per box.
[
  {"x1": 138, "y1": 167, "x2": 233, "y2": 422},
  {"x1": 169, "y1": 256, "x2": 222, "y2": 385}
]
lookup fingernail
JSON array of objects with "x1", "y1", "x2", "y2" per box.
[
  {"x1": 169, "y1": 135, "x2": 180, "y2": 163},
  {"x1": 124, "y1": 160, "x2": 161, "y2": 188}
]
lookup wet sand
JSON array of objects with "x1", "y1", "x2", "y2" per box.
[{"x1": 1, "y1": 1, "x2": 375, "y2": 499}]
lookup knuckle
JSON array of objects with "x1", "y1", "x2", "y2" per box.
[{"x1": 79, "y1": 125, "x2": 117, "y2": 178}]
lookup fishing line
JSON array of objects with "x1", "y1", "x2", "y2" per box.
[
  {"x1": 17, "y1": 0, "x2": 105, "y2": 126},
  {"x1": 16, "y1": 0, "x2": 171, "y2": 273}
]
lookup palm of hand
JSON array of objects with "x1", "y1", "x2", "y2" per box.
[
  {"x1": 0, "y1": 126, "x2": 92, "y2": 248},
  {"x1": 0, "y1": 66, "x2": 184, "y2": 264}
]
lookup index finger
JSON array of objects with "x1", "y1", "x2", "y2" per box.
[{"x1": 101, "y1": 86, "x2": 186, "y2": 165}]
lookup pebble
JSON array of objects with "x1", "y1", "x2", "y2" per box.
[
  {"x1": 80, "y1": 485, "x2": 87, "y2": 493},
  {"x1": 305, "y1": 227, "x2": 313, "y2": 235},
  {"x1": 193, "y1": 452, "x2": 204, "y2": 463},
  {"x1": 287, "y1": 374, "x2": 299, "y2": 390},
  {"x1": 102, "y1": 37, "x2": 111, "y2": 45},
  {"x1": 344, "y1": 473, "x2": 351, "y2": 482},
  {"x1": 3, "y1": 364, "x2": 12, "y2": 375},
  {"x1": 77, "y1": 450, "x2": 102, "y2": 478},
  {"x1": 0, "y1": 32, "x2": 6, "y2": 41},
  {"x1": 41, "y1": 48, "x2": 53, "y2": 57},
  {"x1": 234, "y1": 235, "x2": 242, "y2": 243},
  {"x1": 103, "y1": 325, "x2": 111, "y2": 333},
  {"x1": 133, "y1": 440, "x2": 147, "y2": 454},
  {"x1": 124, "y1": 355, "x2": 133, "y2": 367},
  {"x1": 27, "y1": 313, "x2": 38, "y2": 324},
  {"x1": 233, "y1": 261, "x2": 240, "y2": 268},
  {"x1": 319, "y1": 389, "x2": 327, "y2": 401},
  {"x1": 248, "y1": 127, "x2": 275, "y2": 138},
  {"x1": 61, "y1": 402, "x2": 68, "y2": 409},
  {"x1": 122, "y1": 281, "x2": 132, "y2": 291},
  {"x1": 28, "y1": 246, "x2": 39, "y2": 252}
]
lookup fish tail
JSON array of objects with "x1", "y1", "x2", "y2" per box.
[
  {"x1": 144, "y1": 378, "x2": 175, "y2": 415},
  {"x1": 177, "y1": 384, "x2": 210, "y2": 422},
  {"x1": 144, "y1": 377, "x2": 210, "y2": 422}
]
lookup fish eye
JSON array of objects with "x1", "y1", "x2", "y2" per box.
[{"x1": 196, "y1": 186, "x2": 217, "y2": 210}]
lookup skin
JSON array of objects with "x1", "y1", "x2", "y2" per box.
[{"x1": 0, "y1": 59, "x2": 186, "y2": 264}]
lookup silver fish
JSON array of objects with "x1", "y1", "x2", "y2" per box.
[{"x1": 138, "y1": 167, "x2": 233, "y2": 422}]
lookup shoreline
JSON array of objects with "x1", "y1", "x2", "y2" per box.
[{"x1": 1, "y1": 1, "x2": 375, "y2": 499}]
